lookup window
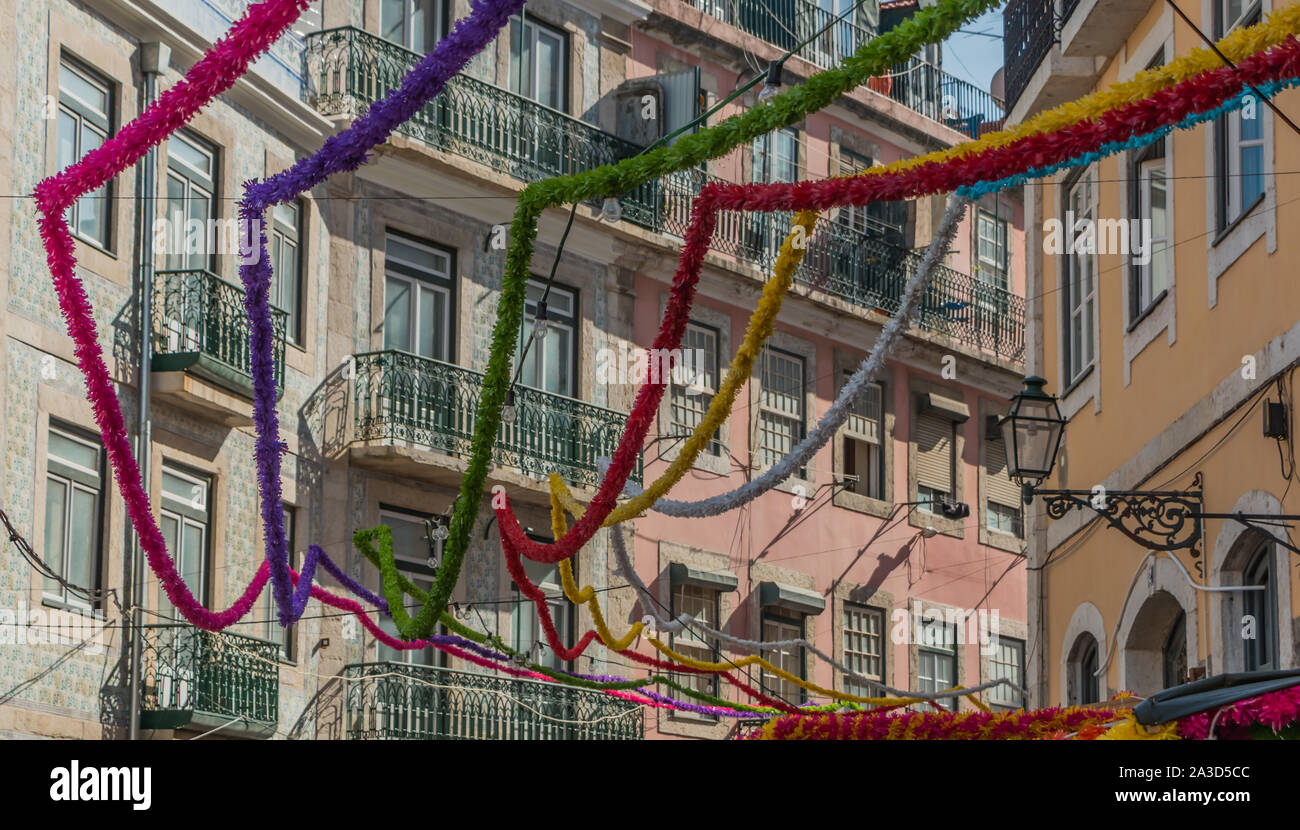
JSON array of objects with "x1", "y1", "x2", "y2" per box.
[
  {"x1": 976, "y1": 209, "x2": 1009, "y2": 291},
  {"x1": 670, "y1": 583, "x2": 721, "y2": 711},
  {"x1": 1068, "y1": 633, "x2": 1101, "y2": 706},
  {"x1": 837, "y1": 150, "x2": 906, "y2": 245},
  {"x1": 42, "y1": 425, "x2": 104, "y2": 608},
  {"x1": 1162, "y1": 611, "x2": 1187, "y2": 689},
  {"x1": 158, "y1": 465, "x2": 211, "y2": 616},
  {"x1": 914, "y1": 411, "x2": 955, "y2": 510},
  {"x1": 381, "y1": 0, "x2": 446, "y2": 53},
  {"x1": 761, "y1": 615, "x2": 806, "y2": 704},
  {"x1": 1217, "y1": 2, "x2": 1264, "y2": 229},
  {"x1": 983, "y1": 428, "x2": 1023, "y2": 537},
  {"x1": 1064, "y1": 169, "x2": 1097, "y2": 381},
  {"x1": 842, "y1": 374, "x2": 883, "y2": 498},
  {"x1": 57, "y1": 58, "x2": 113, "y2": 249},
  {"x1": 917, "y1": 615, "x2": 957, "y2": 710},
  {"x1": 270, "y1": 201, "x2": 304, "y2": 344},
  {"x1": 165, "y1": 130, "x2": 218, "y2": 272},
  {"x1": 509, "y1": 15, "x2": 567, "y2": 110},
  {"x1": 511, "y1": 537, "x2": 577, "y2": 671},
  {"x1": 516, "y1": 279, "x2": 577, "y2": 397},
  {"x1": 842, "y1": 603, "x2": 884, "y2": 696},
  {"x1": 376, "y1": 507, "x2": 445, "y2": 667},
  {"x1": 669, "y1": 322, "x2": 721, "y2": 456},
  {"x1": 1243, "y1": 540, "x2": 1278, "y2": 672},
  {"x1": 383, "y1": 231, "x2": 454, "y2": 361},
  {"x1": 758, "y1": 348, "x2": 805, "y2": 469},
  {"x1": 753, "y1": 129, "x2": 798, "y2": 184},
  {"x1": 1133, "y1": 143, "x2": 1169, "y2": 314},
  {"x1": 263, "y1": 505, "x2": 297, "y2": 660},
  {"x1": 988, "y1": 635, "x2": 1025, "y2": 709}
]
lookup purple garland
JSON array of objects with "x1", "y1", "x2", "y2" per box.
[{"x1": 237, "y1": 0, "x2": 525, "y2": 626}]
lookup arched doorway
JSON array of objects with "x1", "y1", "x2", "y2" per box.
[
  {"x1": 1122, "y1": 590, "x2": 1186, "y2": 696},
  {"x1": 1066, "y1": 633, "x2": 1100, "y2": 706}
]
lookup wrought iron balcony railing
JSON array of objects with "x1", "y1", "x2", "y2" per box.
[
  {"x1": 351, "y1": 350, "x2": 643, "y2": 487},
  {"x1": 305, "y1": 26, "x2": 641, "y2": 185},
  {"x1": 1004, "y1": 0, "x2": 1065, "y2": 113},
  {"x1": 685, "y1": 0, "x2": 1004, "y2": 138},
  {"x1": 152, "y1": 269, "x2": 287, "y2": 397},
  {"x1": 342, "y1": 661, "x2": 644, "y2": 739},
  {"x1": 138, "y1": 624, "x2": 279, "y2": 735}
]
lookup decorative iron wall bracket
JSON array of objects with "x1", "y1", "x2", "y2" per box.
[{"x1": 1027, "y1": 472, "x2": 1204, "y2": 552}]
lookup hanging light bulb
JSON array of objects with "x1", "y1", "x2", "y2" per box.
[
  {"x1": 501, "y1": 388, "x2": 517, "y2": 425},
  {"x1": 600, "y1": 197, "x2": 622, "y2": 223},
  {"x1": 757, "y1": 60, "x2": 783, "y2": 102},
  {"x1": 532, "y1": 300, "x2": 549, "y2": 343}
]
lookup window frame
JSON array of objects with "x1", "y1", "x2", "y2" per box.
[
  {"x1": 1062, "y1": 167, "x2": 1097, "y2": 383},
  {"x1": 760, "y1": 611, "x2": 807, "y2": 704},
  {"x1": 42, "y1": 423, "x2": 106, "y2": 611},
  {"x1": 270, "y1": 200, "x2": 305, "y2": 345},
  {"x1": 842, "y1": 373, "x2": 884, "y2": 499},
  {"x1": 757, "y1": 346, "x2": 807, "y2": 470},
  {"x1": 1243, "y1": 539, "x2": 1279, "y2": 672},
  {"x1": 1215, "y1": 2, "x2": 1265, "y2": 232},
  {"x1": 57, "y1": 56, "x2": 114, "y2": 251},
  {"x1": 376, "y1": 505, "x2": 445, "y2": 668},
  {"x1": 263, "y1": 503, "x2": 298, "y2": 661},
  {"x1": 669, "y1": 320, "x2": 722, "y2": 457},
  {"x1": 380, "y1": 0, "x2": 448, "y2": 54},
  {"x1": 382, "y1": 230, "x2": 456, "y2": 363},
  {"x1": 517, "y1": 278, "x2": 578, "y2": 398},
  {"x1": 158, "y1": 462, "x2": 213, "y2": 611},
  {"x1": 988, "y1": 635, "x2": 1026, "y2": 710},
  {"x1": 508, "y1": 14, "x2": 569, "y2": 112},
  {"x1": 669, "y1": 582, "x2": 722, "y2": 716},
  {"x1": 841, "y1": 602, "x2": 885, "y2": 695},
  {"x1": 985, "y1": 500, "x2": 1024, "y2": 537},
  {"x1": 164, "y1": 129, "x2": 220, "y2": 273},
  {"x1": 975, "y1": 208, "x2": 1009, "y2": 291},
  {"x1": 916, "y1": 614, "x2": 958, "y2": 711},
  {"x1": 510, "y1": 531, "x2": 578, "y2": 672}
]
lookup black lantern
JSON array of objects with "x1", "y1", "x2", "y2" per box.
[{"x1": 998, "y1": 376, "x2": 1065, "y2": 497}]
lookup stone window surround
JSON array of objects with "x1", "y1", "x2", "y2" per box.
[
  {"x1": 905, "y1": 596, "x2": 967, "y2": 711},
  {"x1": 830, "y1": 582, "x2": 895, "y2": 692},
  {"x1": 905, "y1": 374, "x2": 968, "y2": 539},
  {"x1": 1204, "y1": 0, "x2": 1277, "y2": 308},
  {"x1": 976, "y1": 397, "x2": 1025, "y2": 554},
  {"x1": 653, "y1": 540, "x2": 737, "y2": 739},
  {"x1": 979, "y1": 615, "x2": 1029, "y2": 710},
  {"x1": 748, "y1": 328, "x2": 818, "y2": 498},
  {"x1": 653, "y1": 292, "x2": 733, "y2": 477},
  {"x1": 1059, "y1": 601, "x2": 1107, "y2": 707},
  {"x1": 830, "y1": 347, "x2": 895, "y2": 519},
  {"x1": 749, "y1": 559, "x2": 820, "y2": 697}
]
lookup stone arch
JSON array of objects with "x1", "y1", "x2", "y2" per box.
[
  {"x1": 1211, "y1": 490, "x2": 1295, "y2": 672},
  {"x1": 1059, "y1": 601, "x2": 1105, "y2": 707},
  {"x1": 1115, "y1": 555, "x2": 1199, "y2": 695}
]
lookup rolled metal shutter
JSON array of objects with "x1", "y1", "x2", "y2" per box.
[
  {"x1": 914, "y1": 412, "x2": 953, "y2": 493},
  {"x1": 984, "y1": 436, "x2": 1022, "y2": 509}
]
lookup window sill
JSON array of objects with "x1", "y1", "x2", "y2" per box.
[
  {"x1": 1060, "y1": 363, "x2": 1095, "y2": 399},
  {"x1": 1126, "y1": 288, "x2": 1168, "y2": 333},
  {"x1": 40, "y1": 596, "x2": 106, "y2": 621},
  {"x1": 72, "y1": 234, "x2": 117, "y2": 259},
  {"x1": 1212, "y1": 192, "x2": 1266, "y2": 248}
]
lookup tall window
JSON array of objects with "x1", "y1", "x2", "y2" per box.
[
  {"x1": 843, "y1": 374, "x2": 883, "y2": 498},
  {"x1": 758, "y1": 348, "x2": 805, "y2": 469},
  {"x1": 917, "y1": 615, "x2": 957, "y2": 711},
  {"x1": 509, "y1": 15, "x2": 567, "y2": 110},
  {"x1": 1068, "y1": 633, "x2": 1101, "y2": 706},
  {"x1": 263, "y1": 504, "x2": 297, "y2": 660},
  {"x1": 376, "y1": 507, "x2": 444, "y2": 667},
  {"x1": 984, "y1": 426, "x2": 1023, "y2": 537},
  {"x1": 988, "y1": 635, "x2": 1025, "y2": 710},
  {"x1": 516, "y1": 280, "x2": 577, "y2": 397},
  {"x1": 511, "y1": 538, "x2": 577, "y2": 671},
  {"x1": 383, "y1": 232, "x2": 454, "y2": 361},
  {"x1": 1064, "y1": 169, "x2": 1096, "y2": 381},
  {"x1": 1243, "y1": 540, "x2": 1278, "y2": 672},
  {"x1": 58, "y1": 58, "x2": 113, "y2": 249},
  {"x1": 670, "y1": 583, "x2": 721, "y2": 711},
  {"x1": 1133, "y1": 140, "x2": 1169, "y2": 315},
  {"x1": 381, "y1": 0, "x2": 446, "y2": 54},
  {"x1": 1218, "y1": 1, "x2": 1264, "y2": 228},
  {"x1": 842, "y1": 603, "x2": 884, "y2": 696},
  {"x1": 165, "y1": 130, "x2": 218, "y2": 272},
  {"x1": 753, "y1": 129, "x2": 798, "y2": 184},
  {"x1": 270, "y1": 201, "x2": 304, "y2": 344},
  {"x1": 975, "y1": 209, "x2": 1009, "y2": 291},
  {"x1": 761, "y1": 614, "x2": 806, "y2": 704},
  {"x1": 1162, "y1": 611, "x2": 1187, "y2": 689},
  {"x1": 837, "y1": 150, "x2": 906, "y2": 245},
  {"x1": 42, "y1": 425, "x2": 104, "y2": 608},
  {"x1": 669, "y1": 321, "x2": 721, "y2": 456},
  {"x1": 914, "y1": 411, "x2": 955, "y2": 511},
  {"x1": 158, "y1": 465, "x2": 211, "y2": 616}
]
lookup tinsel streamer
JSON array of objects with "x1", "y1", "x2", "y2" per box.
[
  {"x1": 238, "y1": 0, "x2": 525, "y2": 626},
  {"x1": 753, "y1": 705, "x2": 1125, "y2": 740},
  {"x1": 1176, "y1": 683, "x2": 1300, "y2": 739}
]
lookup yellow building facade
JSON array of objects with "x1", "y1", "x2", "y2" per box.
[{"x1": 1004, "y1": 0, "x2": 1300, "y2": 707}]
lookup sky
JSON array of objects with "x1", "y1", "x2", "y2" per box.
[{"x1": 941, "y1": 9, "x2": 1005, "y2": 96}]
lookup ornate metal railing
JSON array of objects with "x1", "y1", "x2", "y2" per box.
[
  {"x1": 342, "y1": 662, "x2": 644, "y2": 739},
  {"x1": 351, "y1": 350, "x2": 642, "y2": 486},
  {"x1": 138, "y1": 624, "x2": 279, "y2": 731},
  {"x1": 686, "y1": 0, "x2": 1003, "y2": 138},
  {"x1": 152, "y1": 269, "x2": 287, "y2": 395},
  {"x1": 1004, "y1": 0, "x2": 1062, "y2": 113},
  {"x1": 305, "y1": 26, "x2": 642, "y2": 185}
]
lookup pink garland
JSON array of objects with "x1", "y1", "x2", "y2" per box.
[{"x1": 1177, "y1": 684, "x2": 1300, "y2": 739}]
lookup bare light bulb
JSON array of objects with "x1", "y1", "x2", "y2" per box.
[
  {"x1": 501, "y1": 389, "x2": 517, "y2": 425},
  {"x1": 601, "y1": 197, "x2": 622, "y2": 223}
]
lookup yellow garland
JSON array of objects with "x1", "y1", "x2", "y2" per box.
[
  {"x1": 548, "y1": 7, "x2": 1300, "y2": 526},
  {"x1": 1097, "y1": 714, "x2": 1181, "y2": 741}
]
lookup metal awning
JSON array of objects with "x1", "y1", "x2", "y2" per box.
[
  {"x1": 758, "y1": 581, "x2": 825, "y2": 616},
  {"x1": 668, "y1": 562, "x2": 738, "y2": 592},
  {"x1": 920, "y1": 392, "x2": 970, "y2": 423},
  {"x1": 1133, "y1": 669, "x2": 1300, "y2": 725}
]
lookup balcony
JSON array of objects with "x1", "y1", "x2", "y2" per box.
[
  {"x1": 305, "y1": 27, "x2": 640, "y2": 185},
  {"x1": 137, "y1": 624, "x2": 279, "y2": 738},
  {"x1": 342, "y1": 661, "x2": 644, "y2": 739},
  {"x1": 350, "y1": 350, "x2": 642, "y2": 488},
  {"x1": 151, "y1": 269, "x2": 287, "y2": 425},
  {"x1": 685, "y1": 0, "x2": 1004, "y2": 138}
]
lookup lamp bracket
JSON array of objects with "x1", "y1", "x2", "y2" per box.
[{"x1": 1035, "y1": 472, "x2": 1204, "y2": 553}]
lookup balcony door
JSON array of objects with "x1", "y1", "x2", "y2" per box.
[
  {"x1": 510, "y1": 541, "x2": 579, "y2": 738},
  {"x1": 154, "y1": 465, "x2": 211, "y2": 712},
  {"x1": 508, "y1": 280, "x2": 579, "y2": 478},
  {"x1": 380, "y1": 0, "x2": 446, "y2": 54},
  {"x1": 380, "y1": 232, "x2": 456, "y2": 442},
  {"x1": 750, "y1": 129, "x2": 799, "y2": 268},
  {"x1": 508, "y1": 15, "x2": 567, "y2": 176}
]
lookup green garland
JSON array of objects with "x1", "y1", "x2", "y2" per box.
[{"x1": 373, "y1": 0, "x2": 1002, "y2": 640}]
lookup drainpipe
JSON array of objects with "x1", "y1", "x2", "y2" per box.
[{"x1": 127, "y1": 41, "x2": 170, "y2": 742}]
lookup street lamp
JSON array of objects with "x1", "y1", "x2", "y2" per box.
[{"x1": 997, "y1": 376, "x2": 1066, "y2": 502}]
